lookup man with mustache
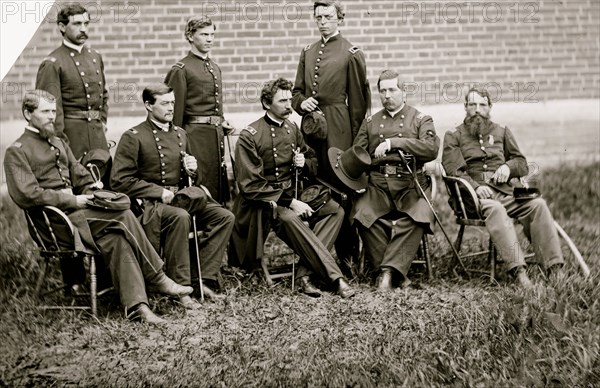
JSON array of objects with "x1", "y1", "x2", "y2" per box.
[
  {"x1": 292, "y1": 0, "x2": 371, "y2": 269},
  {"x1": 35, "y1": 4, "x2": 109, "y2": 167},
  {"x1": 230, "y1": 78, "x2": 355, "y2": 298},
  {"x1": 346, "y1": 70, "x2": 439, "y2": 292},
  {"x1": 442, "y1": 87, "x2": 565, "y2": 287},
  {"x1": 165, "y1": 16, "x2": 235, "y2": 204},
  {"x1": 4, "y1": 91, "x2": 194, "y2": 324},
  {"x1": 111, "y1": 84, "x2": 235, "y2": 307}
]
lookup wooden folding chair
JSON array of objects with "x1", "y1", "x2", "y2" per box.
[
  {"x1": 442, "y1": 175, "x2": 590, "y2": 279},
  {"x1": 24, "y1": 206, "x2": 110, "y2": 316}
]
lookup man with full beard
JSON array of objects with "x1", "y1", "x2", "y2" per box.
[
  {"x1": 4, "y1": 91, "x2": 194, "y2": 324},
  {"x1": 442, "y1": 87, "x2": 565, "y2": 287}
]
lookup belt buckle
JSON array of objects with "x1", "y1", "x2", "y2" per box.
[
  {"x1": 209, "y1": 116, "x2": 222, "y2": 125},
  {"x1": 88, "y1": 110, "x2": 100, "y2": 120},
  {"x1": 384, "y1": 165, "x2": 397, "y2": 175}
]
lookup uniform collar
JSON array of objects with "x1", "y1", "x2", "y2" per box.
[
  {"x1": 265, "y1": 113, "x2": 284, "y2": 127},
  {"x1": 386, "y1": 103, "x2": 406, "y2": 118},
  {"x1": 25, "y1": 125, "x2": 40, "y2": 134},
  {"x1": 149, "y1": 118, "x2": 172, "y2": 132},
  {"x1": 189, "y1": 49, "x2": 210, "y2": 61},
  {"x1": 322, "y1": 31, "x2": 340, "y2": 44},
  {"x1": 63, "y1": 39, "x2": 84, "y2": 53}
]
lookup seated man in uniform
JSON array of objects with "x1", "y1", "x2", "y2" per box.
[
  {"x1": 4, "y1": 90, "x2": 193, "y2": 324},
  {"x1": 111, "y1": 83, "x2": 235, "y2": 307},
  {"x1": 442, "y1": 86, "x2": 565, "y2": 287},
  {"x1": 344, "y1": 70, "x2": 440, "y2": 292},
  {"x1": 230, "y1": 78, "x2": 355, "y2": 298}
]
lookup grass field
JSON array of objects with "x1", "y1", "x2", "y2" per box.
[{"x1": 0, "y1": 162, "x2": 598, "y2": 387}]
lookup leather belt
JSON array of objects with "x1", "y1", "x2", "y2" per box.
[
  {"x1": 185, "y1": 115, "x2": 223, "y2": 125},
  {"x1": 269, "y1": 180, "x2": 292, "y2": 190},
  {"x1": 64, "y1": 110, "x2": 101, "y2": 120},
  {"x1": 373, "y1": 165, "x2": 422, "y2": 175},
  {"x1": 163, "y1": 185, "x2": 179, "y2": 194}
]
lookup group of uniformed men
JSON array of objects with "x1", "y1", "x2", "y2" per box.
[{"x1": 4, "y1": 1, "x2": 566, "y2": 324}]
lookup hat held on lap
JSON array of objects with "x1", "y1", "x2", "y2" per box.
[{"x1": 328, "y1": 145, "x2": 371, "y2": 191}]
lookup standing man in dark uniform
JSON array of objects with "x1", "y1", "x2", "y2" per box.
[
  {"x1": 231, "y1": 78, "x2": 355, "y2": 298},
  {"x1": 348, "y1": 70, "x2": 440, "y2": 291},
  {"x1": 164, "y1": 16, "x2": 234, "y2": 204},
  {"x1": 442, "y1": 87, "x2": 564, "y2": 287},
  {"x1": 292, "y1": 1, "x2": 371, "y2": 266},
  {"x1": 292, "y1": 0, "x2": 370, "y2": 190},
  {"x1": 4, "y1": 91, "x2": 193, "y2": 324},
  {"x1": 35, "y1": 4, "x2": 109, "y2": 161},
  {"x1": 111, "y1": 84, "x2": 234, "y2": 306}
]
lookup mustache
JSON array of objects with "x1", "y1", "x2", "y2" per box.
[{"x1": 78, "y1": 33, "x2": 88, "y2": 39}]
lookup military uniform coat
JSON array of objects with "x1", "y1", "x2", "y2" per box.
[
  {"x1": 442, "y1": 122, "x2": 529, "y2": 195},
  {"x1": 36, "y1": 43, "x2": 109, "y2": 159},
  {"x1": 4, "y1": 128, "x2": 168, "y2": 310},
  {"x1": 230, "y1": 114, "x2": 345, "y2": 285},
  {"x1": 165, "y1": 52, "x2": 229, "y2": 203},
  {"x1": 111, "y1": 118, "x2": 234, "y2": 284},
  {"x1": 352, "y1": 105, "x2": 440, "y2": 230},
  {"x1": 292, "y1": 34, "x2": 370, "y2": 190}
]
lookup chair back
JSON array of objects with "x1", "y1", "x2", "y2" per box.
[
  {"x1": 24, "y1": 206, "x2": 77, "y2": 257},
  {"x1": 442, "y1": 176, "x2": 486, "y2": 226}
]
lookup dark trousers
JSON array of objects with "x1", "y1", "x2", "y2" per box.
[
  {"x1": 273, "y1": 203, "x2": 345, "y2": 283},
  {"x1": 358, "y1": 213, "x2": 425, "y2": 277},
  {"x1": 84, "y1": 209, "x2": 165, "y2": 310}
]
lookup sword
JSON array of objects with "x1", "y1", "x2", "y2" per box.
[{"x1": 397, "y1": 150, "x2": 468, "y2": 274}]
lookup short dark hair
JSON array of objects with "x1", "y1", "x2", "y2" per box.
[
  {"x1": 377, "y1": 69, "x2": 402, "y2": 91},
  {"x1": 185, "y1": 15, "x2": 216, "y2": 43},
  {"x1": 260, "y1": 78, "x2": 293, "y2": 110},
  {"x1": 22, "y1": 90, "x2": 56, "y2": 119},
  {"x1": 57, "y1": 3, "x2": 87, "y2": 26},
  {"x1": 314, "y1": 1, "x2": 345, "y2": 20},
  {"x1": 465, "y1": 86, "x2": 493, "y2": 108},
  {"x1": 142, "y1": 83, "x2": 173, "y2": 105}
]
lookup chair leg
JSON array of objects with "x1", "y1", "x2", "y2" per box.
[
  {"x1": 454, "y1": 225, "x2": 465, "y2": 253},
  {"x1": 421, "y1": 235, "x2": 432, "y2": 279},
  {"x1": 35, "y1": 256, "x2": 50, "y2": 298},
  {"x1": 488, "y1": 238, "x2": 496, "y2": 282},
  {"x1": 260, "y1": 256, "x2": 274, "y2": 287},
  {"x1": 90, "y1": 256, "x2": 97, "y2": 317}
]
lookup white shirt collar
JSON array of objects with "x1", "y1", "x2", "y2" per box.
[
  {"x1": 322, "y1": 31, "x2": 340, "y2": 44},
  {"x1": 386, "y1": 103, "x2": 405, "y2": 118},
  {"x1": 63, "y1": 39, "x2": 84, "y2": 53},
  {"x1": 150, "y1": 119, "x2": 171, "y2": 132},
  {"x1": 266, "y1": 112, "x2": 283, "y2": 127},
  {"x1": 25, "y1": 125, "x2": 40, "y2": 133}
]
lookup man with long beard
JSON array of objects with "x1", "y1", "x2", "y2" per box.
[
  {"x1": 4, "y1": 91, "x2": 194, "y2": 324},
  {"x1": 442, "y1": 87, "x2": 565, "y2": 287}
]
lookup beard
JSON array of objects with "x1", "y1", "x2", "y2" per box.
[
  {"x1": 38, "y1": 124, "x2": 56, "y2": 140},
  {"x1": 464, "y1": 113, "x2": 492, "y2": 138}
]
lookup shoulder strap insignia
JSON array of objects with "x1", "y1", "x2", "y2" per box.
[
  {"x1": 243, "y1": 126, "x2": 257, "y2": 135},
  {"x1": 129, "y1": 128, "x2": 138, "y2": 134},
  {"x1": 366, "y1": 115, "x2": 372, "y2": 123},
  {"x1": 416, "y1": 112, "x2": 425, "y2": 120},
  {"x1": 42, "y1": 56, "x2": 57, "y2": 63},
  {"x1": 349, "y1": 46, "x2": 360, "y2": 54},
  {"x1": 11, "y1": 142, "x2": 22, "y2": 148},
  {"x1": 173, "y1": 62, "x2": 185, "y2": 69},
  {"x1": 304, "y1": 44, "x2": 312, "y2": 52}
]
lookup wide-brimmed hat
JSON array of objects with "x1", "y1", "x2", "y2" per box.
[{"x1": 328, "y1": 145, "x2": 371, "y2": 191}]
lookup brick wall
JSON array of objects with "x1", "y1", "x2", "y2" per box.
[{"x1": 1, "y1": 0, "x2": 598, "y2": 121}]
